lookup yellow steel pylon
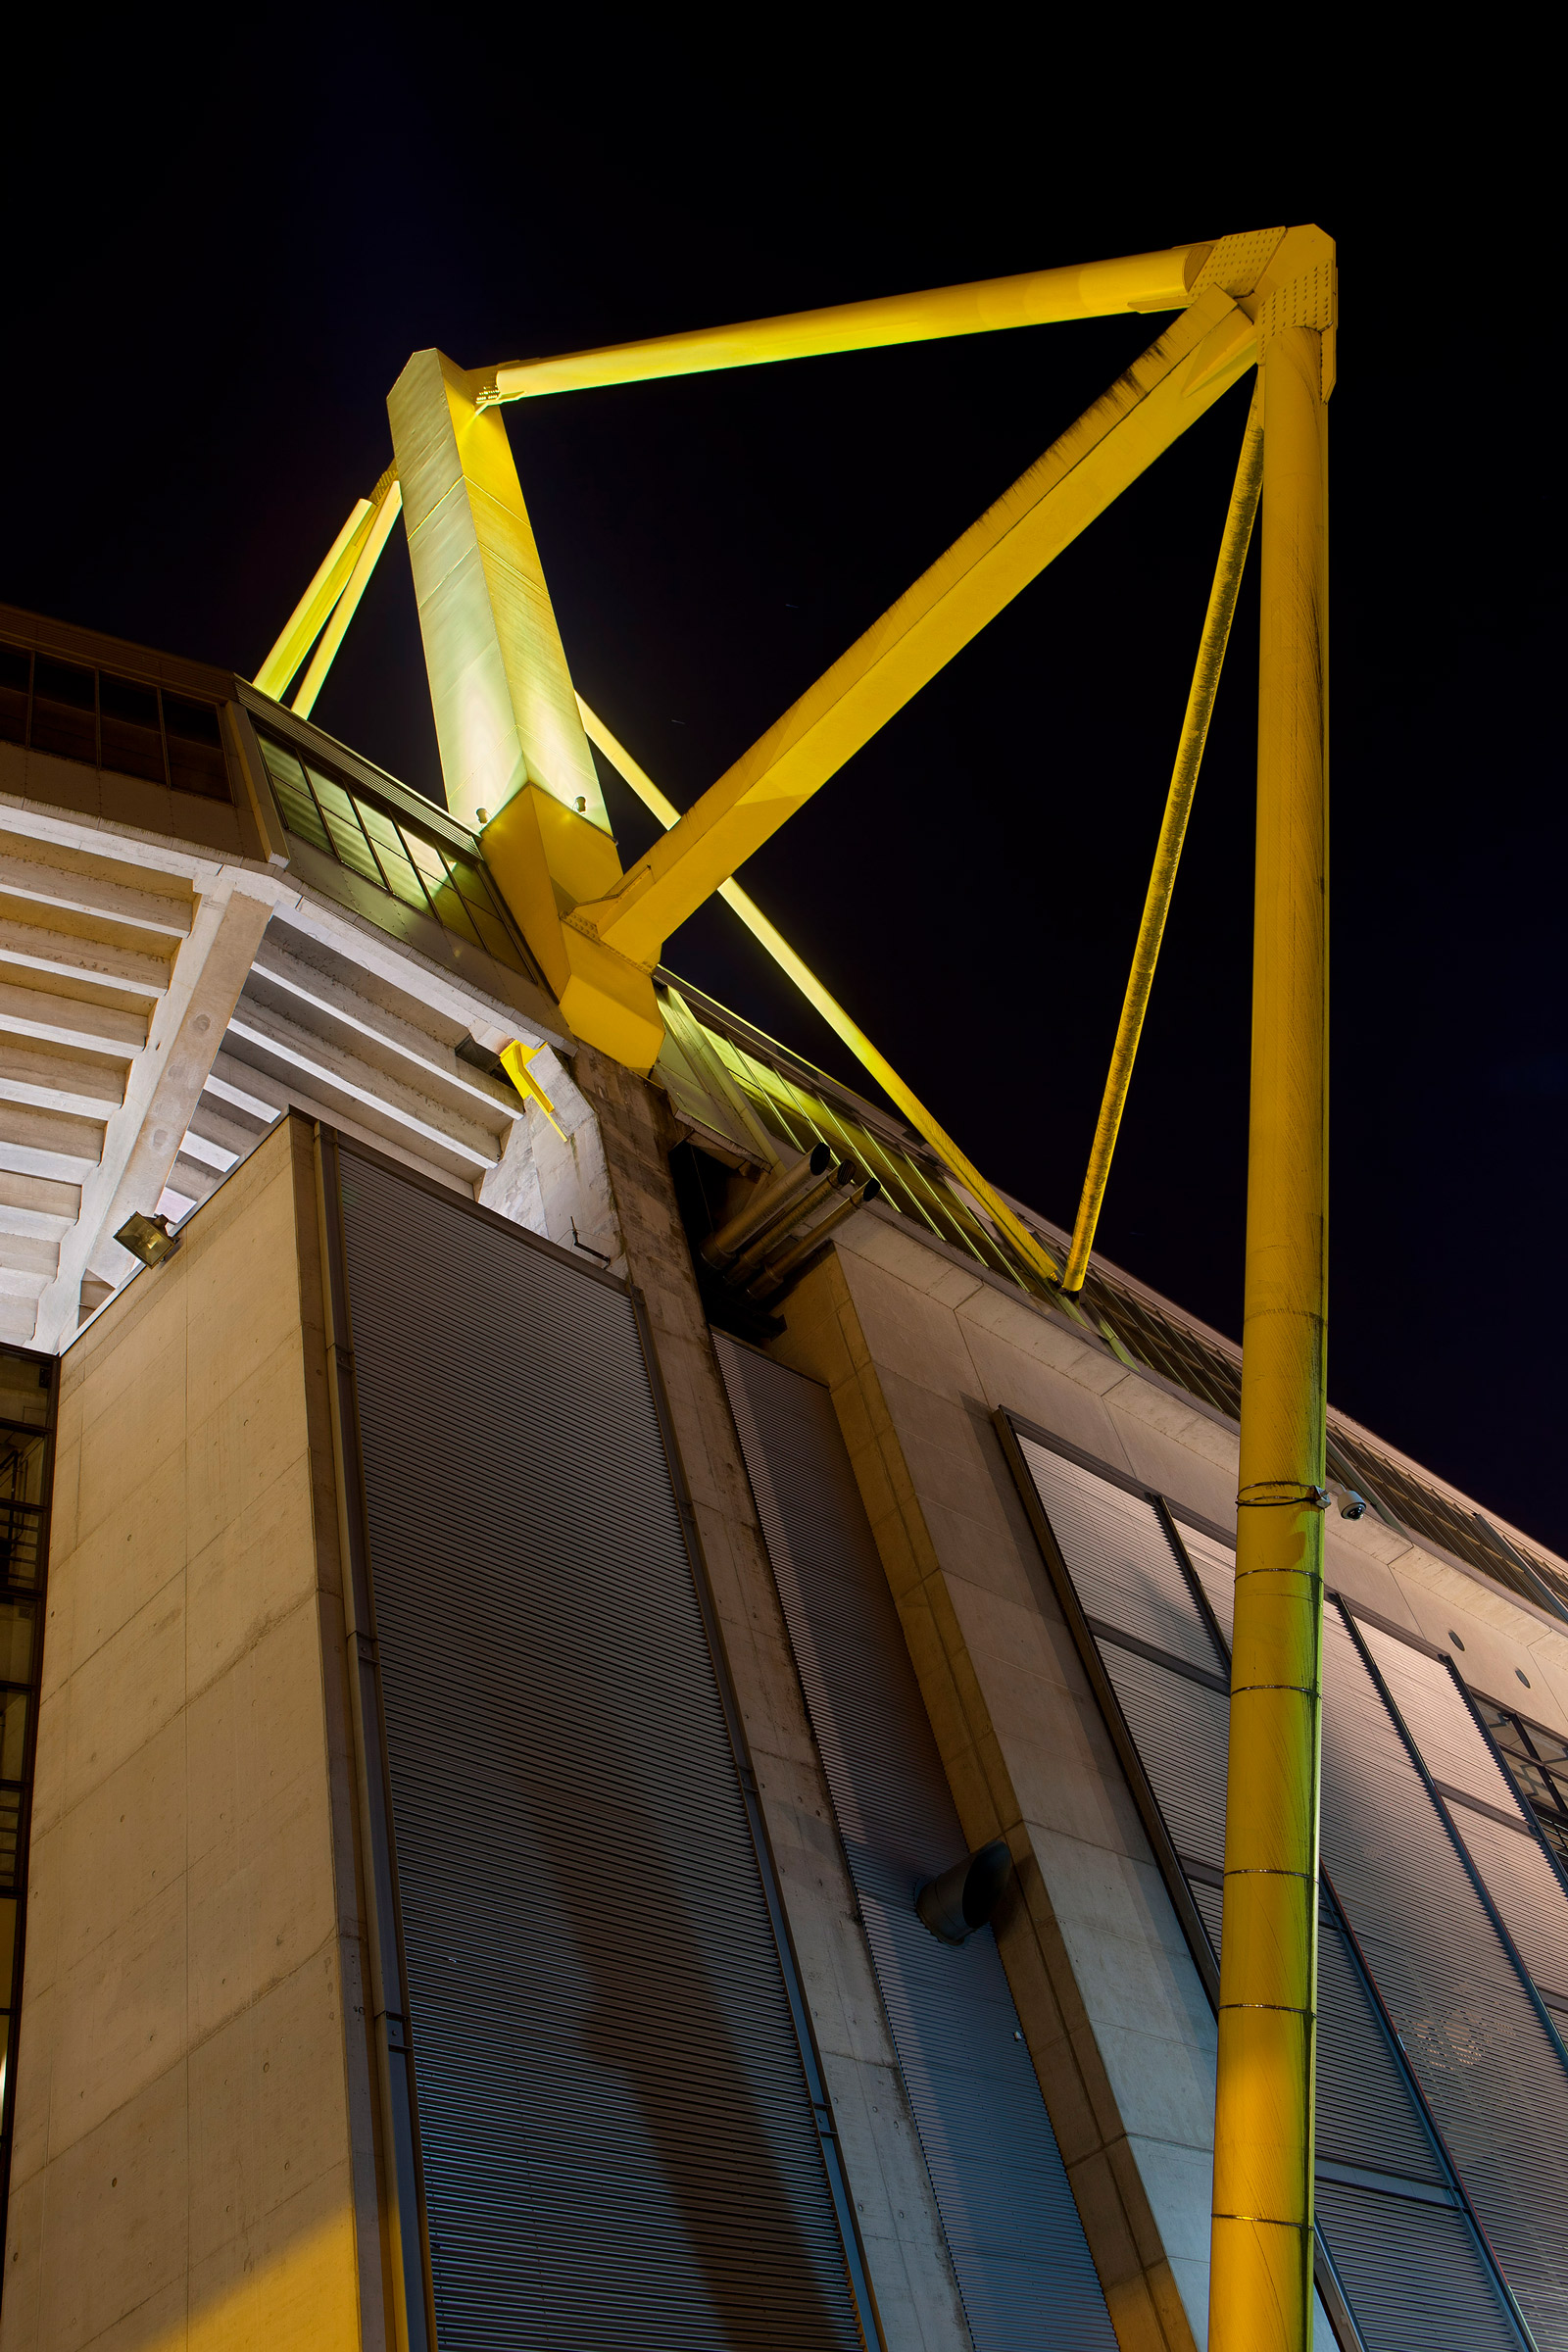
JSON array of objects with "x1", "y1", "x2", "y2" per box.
[{"x1": 256, "y1": 223, "x2": 1337, "y2": 2352}]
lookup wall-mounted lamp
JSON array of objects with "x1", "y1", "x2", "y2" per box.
[
  {"x1": 914, "y1": 1839, "x2": 1012, "y2": 1946},
  {"x1": 114, "y1": 1210, "x2": 182, "y2": 1270}
]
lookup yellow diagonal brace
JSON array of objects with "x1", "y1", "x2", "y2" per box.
[
  {"x1": 577, "y1": 697, "x2": 1061, "y2": 1287},
  {"x1": 569, "y1": 289, "x2": 1258, "y2": 972},
  {"x1": 481, "y1": 244, "x2": 1209, "y2": 404},
  {"x1": 291, "y1": 476, "x2": 404, "y2": 719},
  {"x1": 1060, "y1": 381, "x2": 1264, "y2": 1295},
  {"x1": 253, "y1": 466, "x2": 394, "y2": 701}
]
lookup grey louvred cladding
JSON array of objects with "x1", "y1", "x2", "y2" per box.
[
  {"x1": 334, "y1": 1148, "x2": 866, "y2": 2351},
  {"x1": 1012, "y1": 1432, "x2": 1533, "y2": 2352},
  {"x1": 1349, "y1": 1614, "x2": 1568, "y2": 2014},
  {"x1": 715, "y1": 1336, "x2": 1117, "y2": 2352}
]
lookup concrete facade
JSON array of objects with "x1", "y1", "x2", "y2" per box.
[
  {"x1": 9, "y1": 1026, "x2": 1568, "y2": 2352},
  {"x1": 569, "y1": 1046, "x2": 972, "y2": 2352},
  {"x1": 2, "y1": 1120, "x2": 382, "y2": 2351},
  {"x1": 767, "y1": 1205, "x2": 1568, "y2": 2351}
]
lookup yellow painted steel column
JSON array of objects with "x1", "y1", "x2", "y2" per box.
[
  {"x1": 1061, "y1": 382, "x2": 1263, "y2": 1295},
  {"x1": 253, "y1": 489, "x2": 375, "y2": 701},
  {"x1": 1209, "y1": 306, "x2": 1331, "y2": 2352},
  {"x1": 291, "y1": 475, "x2": 403, "y2": 718}
]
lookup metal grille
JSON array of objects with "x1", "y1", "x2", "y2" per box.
[
  {"x1": 717, "y1": 1339, "x2": 1116, "y2": 2352},
  {"x1": 1013, "y1": 1429, "x2": 1529, "y2": 2349},
  {"x1": 1351, "y1": 1618, "x2": 1568, "y2": 2012},
  {"x1": 1313, "y1": 2182, "x2": 1519, "y2": 2352},
  {"x1": 336, "y1": 1152, "x2": 863, "y2": 2349},
  {"x1": 1322, "y1": 1604, "x2": 1568, "y2": 2344}
]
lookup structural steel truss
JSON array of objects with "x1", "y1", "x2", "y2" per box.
[{"x1": 258, "y1": 222, "x2": 1336, "y2": 2352}]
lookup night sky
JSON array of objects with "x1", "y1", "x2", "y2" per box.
[{"x1": 4, "y1": 42, "x2": 1562, "y2": 1552}]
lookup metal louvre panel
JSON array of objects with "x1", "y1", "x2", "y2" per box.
[
  {"x1": 336, "y1": 1153, "x2": 861, "y2": 2351},
  {"x1": 1322, "y1": 1605, "x2": 1568, "y2": 2344},
  {"x1": 1097, "y1": 1645, "x2": 1229, "y2": 1874},
  {"x1": 1451, "y1": 1809, "x2": 1568, "y2": 2005},
  {"x1": 1354, "y1": 1620, "x2": 1568, "y2": 2003},
  {"x1": 1312, "y1": 2182, "x2": 1519, "y2": 2352},
  {"x1": 717, "y1": 1340, "x2": 1116, "y2": 2352},
  {"x1": 1174, "y1": 1523, "x2": 1236, "y2": 1644},
  {"x1": 1357, "y1": 1622, "x2": 1532, "y2": 1818},
  {"x1": 1013, "y1": 1434, "x2": 1526, "y2": 2349},
  {"x1": 1315, "y1": 1907, "x2": 1446, "y2": 2184},
  {"x1": 1014, "y1": 1437, "x2": 1224, "y2": 1674}
]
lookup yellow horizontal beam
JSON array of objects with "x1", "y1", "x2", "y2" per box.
[
  {"x1": 482, "y1": 235, "x2": 1296, "y2": 405},
  {"x1": 577, "y1": 696, "x2": 1062, "y2": 1287},
  {"x1": 569, "y1": 288, "x2": 1258, "y2": 971}
]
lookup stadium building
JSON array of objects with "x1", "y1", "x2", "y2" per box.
[{"x1": 1, "y1": 235, "x2": 1566, "y2": 2352}]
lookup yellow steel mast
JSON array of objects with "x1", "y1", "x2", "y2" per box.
[{"x1": 256, "y1": 224, "x2": 1337, "y2": 2352}]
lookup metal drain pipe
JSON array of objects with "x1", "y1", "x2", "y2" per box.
[{"x1": 700, "y1": 1142, "x2": 832, "y2": 1265}]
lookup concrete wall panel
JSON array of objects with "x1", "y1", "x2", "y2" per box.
[{"x1": 2, "y1": 1119, "x2": 382, "y2": 2352}]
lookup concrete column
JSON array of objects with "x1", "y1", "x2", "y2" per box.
[{"x1": 4, "y1": 1119, "x2": 385, "y2": 2350}]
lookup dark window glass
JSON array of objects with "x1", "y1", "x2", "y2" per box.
[
  {"x1": 29, "y1": 657, "x2": 96, "y2": 765},
  {"x1": 257, "y1": 737, "x2": 331, "y2": 855},
  {"x1": 423, "y1": 868, "x2": 483, "y2": 950},
  {"x1": 98, "y1": 674, "x2": 167, "y2": 784},
  {"x1": 251, "y1": 730, "x2": 528, "y2": 975},
  {"x1": 0, "y1": 646, "x2": 27, "y2": 746},
  {"x1": 0, "y1": 1604, "x2": 32, "y2": 1687},
  {"x1": 1541, "y1": 1817, "x2": 1568, "y2": 1871},
  {"x1": 358, "y1": 805, "x2": 432, "y2": 912},
  {"x1": 164, "y1": 694, "x2": 230, "y2": 802},
  {"x1": 0, "y1": 1792, "x2": 17, "y2": 1893},
  {"x1": 445, "y1": 853, "x2": 497, "y2": 912},
  {"x1": 467, "y1": 905, "x2": 520, "y2": 964},
  {"x1": 308, "y1": 768, "x2": 382, "y2": 884},
  {"x1": 0, "y1": 1691, "x2": 27, "y2": 1784}
]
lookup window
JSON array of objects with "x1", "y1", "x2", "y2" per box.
[
  {"x1": 254, "y1": 731, "x2": 530, "y2": 976},
  {"x1": 0, "y1": 639, "x2": 232, "y2": 804},
  {"x1": 1474, "y1": 1697, "x2": 1568, "y2": 1872}
]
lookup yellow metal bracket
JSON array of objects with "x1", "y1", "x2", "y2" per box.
[{"x1": 499, "y1": 1039, "x2": 566, "y2": 1139}]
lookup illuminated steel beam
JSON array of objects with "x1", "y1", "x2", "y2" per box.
[
  {"x1": 569, "y1": 289, "x2": 1259, "y2": 972},
  {"x1": 1210, "y1": 228, "x2": 1335, "y2": 2352},
  {"x1": 1060, "y1": 381, "x2": 1264, "y2": 1295},
  {"x1": 292, "y1": 475, "x2": 404, "y2": 718},
  {"x1": 253, "y1": 477, "x2": 385, "y2": 701},
  {"x1": 478, "y1": 230, "x2": 1286, "y2": 404},
  {"x1": 577, "y1": 696, "x2": 1061, "y2": 1286}
]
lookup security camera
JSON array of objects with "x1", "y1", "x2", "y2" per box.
[{"x1": 1339, "y1": 1491, "x2": 1368, "y2": 1521}]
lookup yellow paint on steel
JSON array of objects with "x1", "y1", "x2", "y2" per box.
[
  {"x1": 577, "y1": 696, "x2": 1062, "y2": 1287},
  {"x1": 253, "y1": 493, "x2": 374, "y2": 701},
  {"x1": 479, "y1": 244, "x2": 1210, "y2": 404},
  {"x1": 1209, "y1": 260, "x2": 1334, "y2": 2352},
  {"x1": 499, "y1": 1039, "x2": 565, "y2": 1140},
  {"x1": 1060, "y1": 382, "x2": 1264, "y2": 1295},
  {"x1": 568, "y1": 290, "x2": 1259, "y2": 972},
  {"x1": 291, "y1": 477, "x2": 405, "y2": 719}
]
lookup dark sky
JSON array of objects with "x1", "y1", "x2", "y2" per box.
[{"x1": 4, "y1": 38, "x2": 1562, "y2": 1552}]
